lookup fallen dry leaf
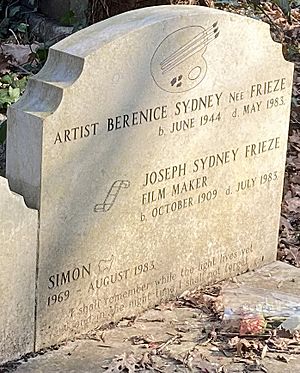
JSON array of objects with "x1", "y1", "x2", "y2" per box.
[
  {"x1": 1, "y1": 43, "x2": 39, "y2": 66},
  {"x1": 138, "y1": 352, "x2": 154, "y2": 370},
  {"x1": 104, "y1": 352, "x2": 137, "y2": 372},
  {"x1": 261, "y1": 345, "x2": 268, "y2": 359},
  {"x1": 276, "y1": 354, "x2": 290, "y2": 363}
]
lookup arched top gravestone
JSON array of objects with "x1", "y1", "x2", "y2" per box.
[{"x1": 7, "y1": 6, "x2": 293, "y2": 348}]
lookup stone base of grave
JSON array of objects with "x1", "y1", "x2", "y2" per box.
[
  {"x1": 3, "y1": 261, "x2": 300, "y2": 373},
  {"x1": 0, "y1": 177, "x2": 37, "y2": 365}
]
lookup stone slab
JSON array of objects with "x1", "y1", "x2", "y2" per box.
[
  {"x1": 0, "y1": 177, "x2": 38, "y2": 364},
  {"x1": 224, "y1": 258, "x2": 300, "y2": 296},
  {"x1": 6, "y1": 6, "x2": 294, "y2": 349},
  {"x1": 7, "y1": 262, "x2": 300, "y2": 373}
]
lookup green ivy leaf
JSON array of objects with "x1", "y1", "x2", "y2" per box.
[
  {"x1": 16, "y1": 76, "x2": 28, "y2": 92},
  {"x1": 8, "y1": 86, "x2": 20, "y2": 101},
  {"x1": 17, "y1": 23, "x2": 28, "y2": 33},
  {"x1": 0, "y1": 89, "x2": 11, "y2": 106},
  {"x1": 1, "y1": 75, "x2": 13, "y2": 85}
]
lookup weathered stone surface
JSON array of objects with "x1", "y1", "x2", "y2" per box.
[
  {"x1": 0, "y1": 177, "x2": 37, "y2": 364},
  {"x1": 8, "y1": 262, "x2": 300, "y2": 373},
  {"x1": 6, "y1": 6, "x2": 293, "y2": 349}
]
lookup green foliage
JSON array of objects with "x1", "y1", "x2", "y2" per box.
[
  {"x1": 60, "y1": 10, "x2": 77, "y2": 26},
  {"x1": 16, "y1": 22, "x2": 28, "y2": 33},
  {"x1": 0, "y1": 73, "x2": 27, "y2": 144},
  {"x1": 0, "y1": 74, "x2": 28, "y2": 110}
]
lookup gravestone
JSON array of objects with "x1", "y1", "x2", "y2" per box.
[
  {"x1": 0, "y1": 177, "x2": 37, "y2": 363},
  {"x1": 6, "y1": 6, "x2": 293, "y2": 349}
]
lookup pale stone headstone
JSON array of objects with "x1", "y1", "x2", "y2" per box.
[
  {"x1": 6, "y1": 6, "x2": 293, "y2": 349},
  {"x1": 0, "y1": 177, "x2": 37, "y2": 364}
]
